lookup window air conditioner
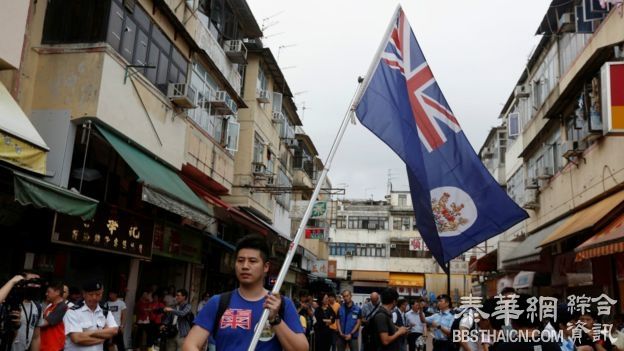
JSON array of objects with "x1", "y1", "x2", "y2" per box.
[{"x1": 167, "y1": 83, "x2": 196, "y2": 108}]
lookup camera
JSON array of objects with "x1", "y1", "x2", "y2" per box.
[{"x1": 0, "y1": 277, "x2": 47, "y2": 351}]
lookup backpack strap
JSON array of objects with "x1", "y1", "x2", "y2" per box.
[{"x1": 211, "y1": 290, "x2": 234, "y2": 339}]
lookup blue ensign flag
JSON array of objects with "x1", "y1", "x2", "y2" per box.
[{"x1": 354, "y1": 7, "x2": 528, "y2": 269}]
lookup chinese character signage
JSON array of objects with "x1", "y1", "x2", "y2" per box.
[
  {"x1": 152, "y1": 223, "x2": 202, "y2": 264},
  {"x1": 305, "y1": 227, "x2": 326, "y2": 239},
  {"x1": 328, "y1": 260, "x2": 337, "y2": 278},
  {"x1": 409, "y1": 238, "x2": 428, "y2": 251},
  {"x1": 290, "y1": 200, "x2": 328, "y2": 219},
  {"x1": 310, "y1": 259, "x2": 328, "y2": 278},
  {"x1": 52, "y1": 206, "x2": 153, "y2": 259}
]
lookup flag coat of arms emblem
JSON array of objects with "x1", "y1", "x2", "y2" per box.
[{"x1": 354, "y1": 6, "x2": 528, "y2": 267}]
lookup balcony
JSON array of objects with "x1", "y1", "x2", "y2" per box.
[
  {"x1": 223, "y1": 40, "x2": 247, "y2": 64},
  {"x1": 193, "y1": 19, "x2": 242, "y2": 94}
]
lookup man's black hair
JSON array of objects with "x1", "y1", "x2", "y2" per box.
[
  {"x1": 235, "y1": 234, "x2": 270, "y2": 262},
  {"x1": 47, "y1": 281, "x2": 64, "y2": 292},
  {"x1": 380, "y1": 288, "x2": 399, "y2": 305},
  {"x1": 177, "y1": 289, "x2": 189, "y2": 298},
  {"x1": 437, "y1": 294, "x2": 452, "y2": 308},
  {"x1": 328, "y1": 292, "x2": 336, "y2": 298},
  {"x1": 397, "y1": 298, "x2": 407, "y2": 307},
  {"x1": 501, "y1": 287, "x2": 516, "y2": 295}
]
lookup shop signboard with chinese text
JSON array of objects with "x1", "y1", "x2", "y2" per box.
[
  {"x1": 152, "y1": 223, "x2": 202, "y2": 264},
  {"x1": 52, "y1": 206, "x2": 153, "y2": 259}
]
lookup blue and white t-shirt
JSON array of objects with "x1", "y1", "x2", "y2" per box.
[{"x1": 194, "y1": 290, "x2": 304, "y2": 351}]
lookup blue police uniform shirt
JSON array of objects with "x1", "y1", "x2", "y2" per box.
[
  {"x1": 338, "y1": 303, "x2": 362, "y2": 337},
  {"x1": 425, "y1": 310, "x2": 454, "y2": 340},
  {"x1": 194, "y1": 290, "x2": 304, "y2": 351}
]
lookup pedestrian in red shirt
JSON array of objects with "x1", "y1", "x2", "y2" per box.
[
  {"x1": 135, "y1": 291, "x2": 152, "y2": 351},
  {"x1": 40, "y1": 282, "x2": 68, "y2": 351},
  {"x1": 148, "y1": 291, "x2": 166, "y2": 348}
]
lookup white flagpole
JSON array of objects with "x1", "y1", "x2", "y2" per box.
[
  {"x1": 247, "y1": 6, "x2": 402, "y2": 350},
  {"x1": 246, "y1": 79, "x2": 362, "y2": 350}
]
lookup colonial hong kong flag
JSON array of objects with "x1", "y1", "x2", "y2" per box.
[{"x1": 354, "y1": 7, "x2": 528, "y2": 269}]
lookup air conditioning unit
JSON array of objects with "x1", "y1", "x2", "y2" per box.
[
  {"x1": 252, "y1": 162, "x2": 266, "y2": 175},
  {"x1": 537, "y1": 166, "x2": 554, "y2": 180},
  {"x1": 283, "y1": 138, "x2": 298, "y2": 148},
  {"x1": 167, "y1": 83, "x2": 196, "y2": 108},
  {"x1": 256, "y1": 89, "x2": 271, "y2": 103},
  {"x1": 562, "y1": 140, "x2": 586, "y2": 159},
  {"x1": 558, "y1": 13, "x2": 575, "y2": 33},
  {"x1": 345, "y1": 251, "x2": 353, "y2": 257},
  {"x1": 514, "y1": 85, "x2": 530, "y2": 98},
  {"x1": 522, "y1": 189, "x2": 540, "y2": 210},
  {"x1": 390, "y1": 243, "x2": 397, "y2": 248},
  {"x1": 209, "y1": 91, "x2": 237, "y2": 115},
  {"x1": 223, "y1": 40, "x2": 247, "y2": 64},
  {"x1": 525, "y1": 177, "x2": 539, "y2": 189},
  {"x1": 272, "y1": 111, "x2": 285, "y2": 123},
  {"x1": 482, "y1": 147, "x2": 494, "y2": 158}
]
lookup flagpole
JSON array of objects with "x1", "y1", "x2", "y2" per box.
[
  {"x1": 447, "y1": 262, "x2": 451, "y2": 298},
  {"x1": 352, "y1": 4, "x2": 402, "y2": 108},
  {"x1": 246, "y1": 78, "x2": 364, "y2": 351}
]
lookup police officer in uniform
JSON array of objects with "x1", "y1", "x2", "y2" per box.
[{"x1": 62, "y1": 281, "x2": 118, "y2": 351}]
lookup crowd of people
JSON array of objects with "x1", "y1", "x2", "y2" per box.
[{"x1": 2, "y1": 236, "x2": 624, "y2": 351}]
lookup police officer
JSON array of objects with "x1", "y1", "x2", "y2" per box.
[{"x1": 62, "y1": 281, "x2": 118, "y2": 351}]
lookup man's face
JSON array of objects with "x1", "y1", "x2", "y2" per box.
[
  {"x1": 109, "y1": 292, "x2": 118, "y2": 301},
  {"x1": 84, "y1": 289, "x2": 103, "y2": 309},
  {"x1": 235, "y1": 248, "x2": 268, "y2": 286},
  {"x1": 45, "y1": 287, "x2": 61, "y2": 303},
  {"x1": 437, "y1": 297, "x2": 449, "y2": 310},
  {"x1": 399, "y1": 302, "x2": 407, "y2": 312},
  {"x1": 412, "y1": 302, "x2": 420, "y2": 312},
  {"x1": 175, "y1": 292, "x2": 186, "y2": 304},
  {"x1": 62, "y1": 286, "x2": 69, "y2": 300},
  {"x1": 370, "y1": 293, "x2": 379, "y2": 305},
  {"x1": 328, "y1": 296, "x2": 336, "y2": 305},
  {"x1": 342, "y1": 292, "x2": 352, "y2": 305}
]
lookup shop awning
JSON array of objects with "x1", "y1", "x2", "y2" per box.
[
  {"x1": 206, "y1": 234, "x2": 235, "y2": 251},
  {"x1": 182, "y1": 173, "x2": 268, "y2": 236},
  {"x1": 240, "y1": 207, "x2": 291, "y2": 240},
  {"x1": 575, "y1": 212, "x2": 624, "y2": 262},
  {"x1": 13, "y1": 171, "x2": 98, "y2": 219},
  {"x1": 351, "y1": 270, "x2": 389, "y2": 282},
  {"x1": 513, "y1": 271, "x2": 535, "y2": 289},
  {"x1": 541, "y1": 190, "x2": 624, "y2": 247},
  {"x1": 389, "y1": 273, "x2": 425, "y2": 287},
  {"x1": 0, "y1": 82, "x2": 48, "y2": 174},
  {"x1": 503, "y1": 220, "x2": 562, "y2": 267},
  {"x1": 469, "y1": 250, "x2": 497, "y2": 273},
  {"x1": 95, "y1": 125, "x2": 213, "y2": 225}
]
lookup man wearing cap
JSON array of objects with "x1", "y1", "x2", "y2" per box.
[{"x1": 62, "y1": 281, "x2": 118, "y2": 351}]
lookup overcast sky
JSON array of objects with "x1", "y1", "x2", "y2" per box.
[{"x1": 246, "y1": 1, "x2": 551, "y2": 200}]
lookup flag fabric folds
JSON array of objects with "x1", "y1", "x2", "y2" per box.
[{"x1": 354, "y1": 6, "x2": 528, "y2": 268}]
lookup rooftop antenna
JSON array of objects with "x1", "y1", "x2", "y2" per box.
[
  {"x1": 277, "y1": 44, "x2": 296, "y2": 62},
  {"x1": 261, "y1": 11, "x2": 284, "y2": 32},
  {"x1": 387, "y1": 169, "x2": 396, "y2": 195},
  {"x1": 300, "y1": 101, "x2": 311, "y2": 120}
]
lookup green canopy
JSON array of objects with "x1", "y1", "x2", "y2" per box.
[
  {"x1": 95, "y1": 125, "x2": 213, "y2": 224},
  {"x1": 14, "y1": 171, "x2": 98, "y2": 219}
]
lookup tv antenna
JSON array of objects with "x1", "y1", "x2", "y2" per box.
[
  {"x1": 277, "y1": 44, "x2": 296, "y2": 62},
  {"x1": 261, "y1": 11, "x2": 284, "y2": 32}
]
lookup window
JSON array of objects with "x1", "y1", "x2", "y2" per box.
[
  {"x1": 390, "y1": 243, "x2": 432, "y2": 258},
  {"x1": 347, "y1": 217, "x2": 388, "y2": 230},
  {"x1": 508, "y1": 113, "x2": 519, "y2": 138},
  {"x1": 276, "y1": 169, "x2": 291, "y2": 208},
  {"x1": 393, "y1": 218, "x2": 401, "y2": 230},
  {"x1": 398, "y1": 194, "x2": 407, "y2": 207},
  {"x1": 106, "y1": 1, "x2": 188, "y2": 94},
  {"x1": 257, "y1": 66, "x2": 268, "y2": 93},
  {"x1": 330, "y1": 243, "x2": 387, "y2": 257},
  {"x1": 42, "y1": 0, "x2": 110, "y2": 44},
  {"x1": 253, "y1": 136, "x2": 264, "y2": 164},
  {"x1": 335, "y1": 216, "x2": 346, "y2": 229},
  {"x1": 402, "y1": 217, "x2": 410, "y2": 230}
]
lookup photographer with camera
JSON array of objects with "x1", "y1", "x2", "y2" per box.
[
  {"x1": 62, "y1": 281, "x2": 118, "y2": 351},
  {"x1": 0, "y1": 272, "x2": 44, "y2": 351}
]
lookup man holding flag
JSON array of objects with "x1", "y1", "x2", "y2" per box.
[{"x1": 353, "y1": 6, "x2": 528, "y2": 270}]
